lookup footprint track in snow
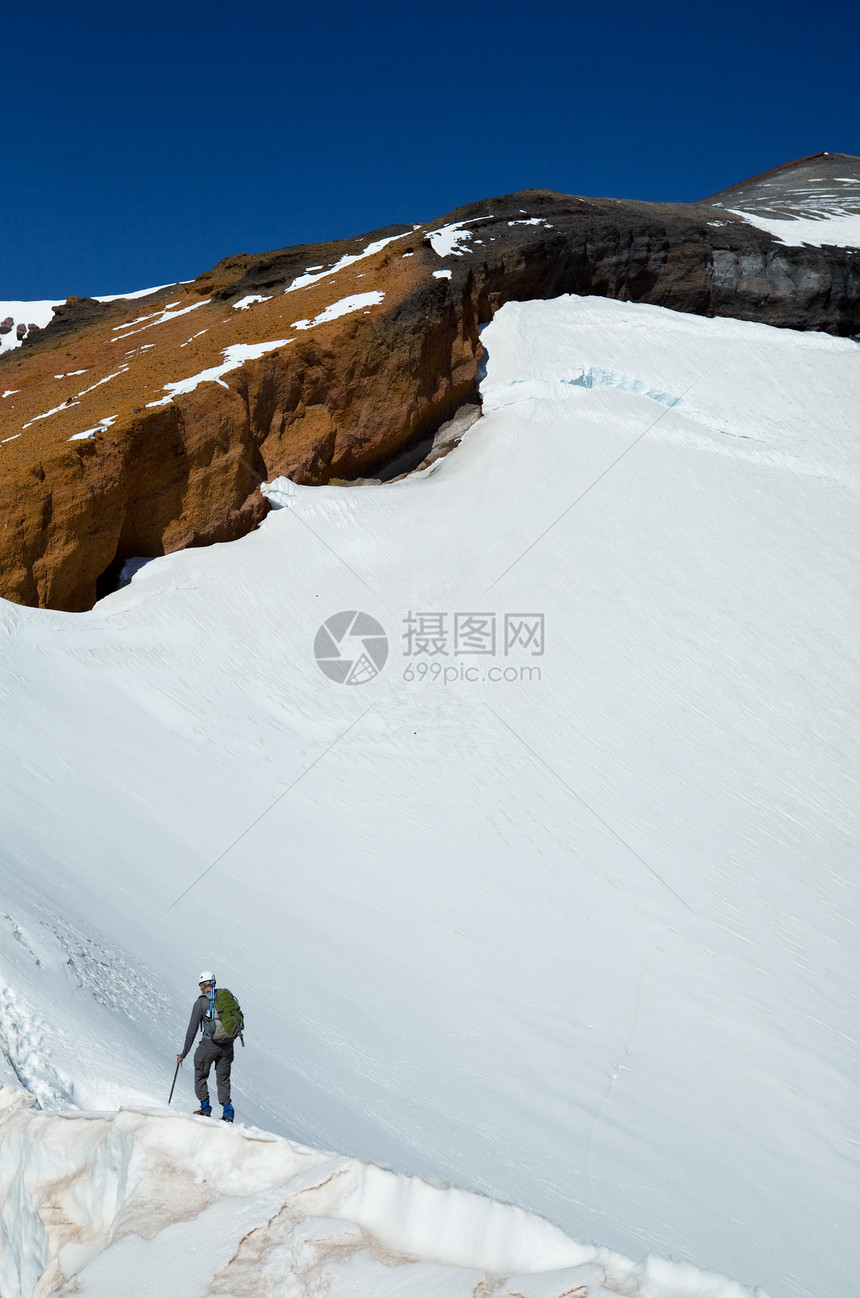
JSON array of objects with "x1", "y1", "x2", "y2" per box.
[
  {"x1": 46, "y1": 917, "x2": 169, "y2": 1022},
  {"x1": 1, "y1": 912, "x2": 41, "y2": 966},
  {"x1": 0, "y1": 983, "x2": 73, "y2": 1107}
]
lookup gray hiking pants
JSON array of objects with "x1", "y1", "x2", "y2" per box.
[{"x1": 193, "y1": 1037, "x2": 234, "y2": 1106}]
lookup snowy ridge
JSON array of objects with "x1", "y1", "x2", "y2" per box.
[
  {"x1": 0, "y1": 1086, "x2": 765, "y2": 1298},
  {"x1": 0, "y1": 285, "x2": 180, "y2": 354},
  {"x1": 0, "y1": 301, "x2": 62, "y2": 353}
]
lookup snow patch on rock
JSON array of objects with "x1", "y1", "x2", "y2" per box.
[
  {"x1": 285, "y1": 232, "x2": 409, "y2": 293},
  {"x1": 232, "y1": 294, "x2": 272, "y2": 310},
  {"x1": 426, "y1": 218, "x2": 493, "y2": 257},
  {"x1": 69, "y1": 415, "x2": 117, "y2": 441},
  {"x1": 291, "y1": 290, "x2": 385, "y2": 330},
  {"x1": 146, "y1": 338, "x2": 293, "y2": 406},
  {"x1": 112, "y1": 298, "x2": 209, "y2": 342},
  {"x1": 76, "y1": 366, "x2": 129, "y2": 396}
]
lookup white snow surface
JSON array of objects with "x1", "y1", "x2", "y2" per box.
[
  {"x1": 292, "y1": 290, "x2": 385, "y2": 330},
  {"x1": 0, "y1": 1086, "x2": 761, "y2": 1298},
  {"x1": 0, "y1": 295, "x2": 858, "y2": 1298}
]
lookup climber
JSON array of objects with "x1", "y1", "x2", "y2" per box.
[{"x1": 177, "y1": 970, "x2": 244, "y2": 1122}]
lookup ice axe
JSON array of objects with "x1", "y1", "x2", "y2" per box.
[{"x1": 168, "y1": 1057, "x2": 182, "y2": 1105}]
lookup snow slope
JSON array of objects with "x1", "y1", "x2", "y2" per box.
[
  {"x1": 0, "y1": 295, "x2": 858, "y2": 1298},
  {"x1": 706, "y1": 154, "x2": 860, "y2": 247},
  {"x1": 0, "y1": 1085, "x2": 761, "y2": 1298},
  {"x1": 727, "y1": 206, "x2": 860, "y2": 249}
]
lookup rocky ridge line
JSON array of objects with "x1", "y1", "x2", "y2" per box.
[{"x1": 1, "y1": 178, "x2": 859, "y2": 611}]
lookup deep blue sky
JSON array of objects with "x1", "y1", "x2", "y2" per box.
[{"x1": 2, "y1": 0, "x2": 857, "y2": 299}]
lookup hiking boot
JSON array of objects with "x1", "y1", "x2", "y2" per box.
[
  {"x1": 222, "y1": 1103, "x2": 234, "y2": 1123},
  {"x1": 194, "y1": 1103, "x2": 212, "y2": 1116}
]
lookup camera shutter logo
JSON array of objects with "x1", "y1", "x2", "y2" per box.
[{"x1": 314, "y1": 611, "x2": 389, "y2": 685}]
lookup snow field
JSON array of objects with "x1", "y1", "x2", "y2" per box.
[{"x1": 0, "y1": 295, "x2": 857, "y2": 1298}]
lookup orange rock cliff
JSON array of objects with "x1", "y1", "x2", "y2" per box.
[{"x1": 2, "y1": 179, "x2": 858, "y2": 611}]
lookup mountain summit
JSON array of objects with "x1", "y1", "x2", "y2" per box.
[{"x1": 703, "y1": 150, "x2": 860, "y2": 220}]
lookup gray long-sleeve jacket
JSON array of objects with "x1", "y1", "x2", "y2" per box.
[{"x1": 180, "y1": 993, "x2": 211, "y2": 1059}]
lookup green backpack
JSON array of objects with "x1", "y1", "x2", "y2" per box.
[{"x1": 203, "y1": 987, "x2": 245, "y2": 1043}]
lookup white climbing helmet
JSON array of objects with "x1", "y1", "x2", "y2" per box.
[{"x1": 199, "y1": 970, "x2": 215, "y2": 986}]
